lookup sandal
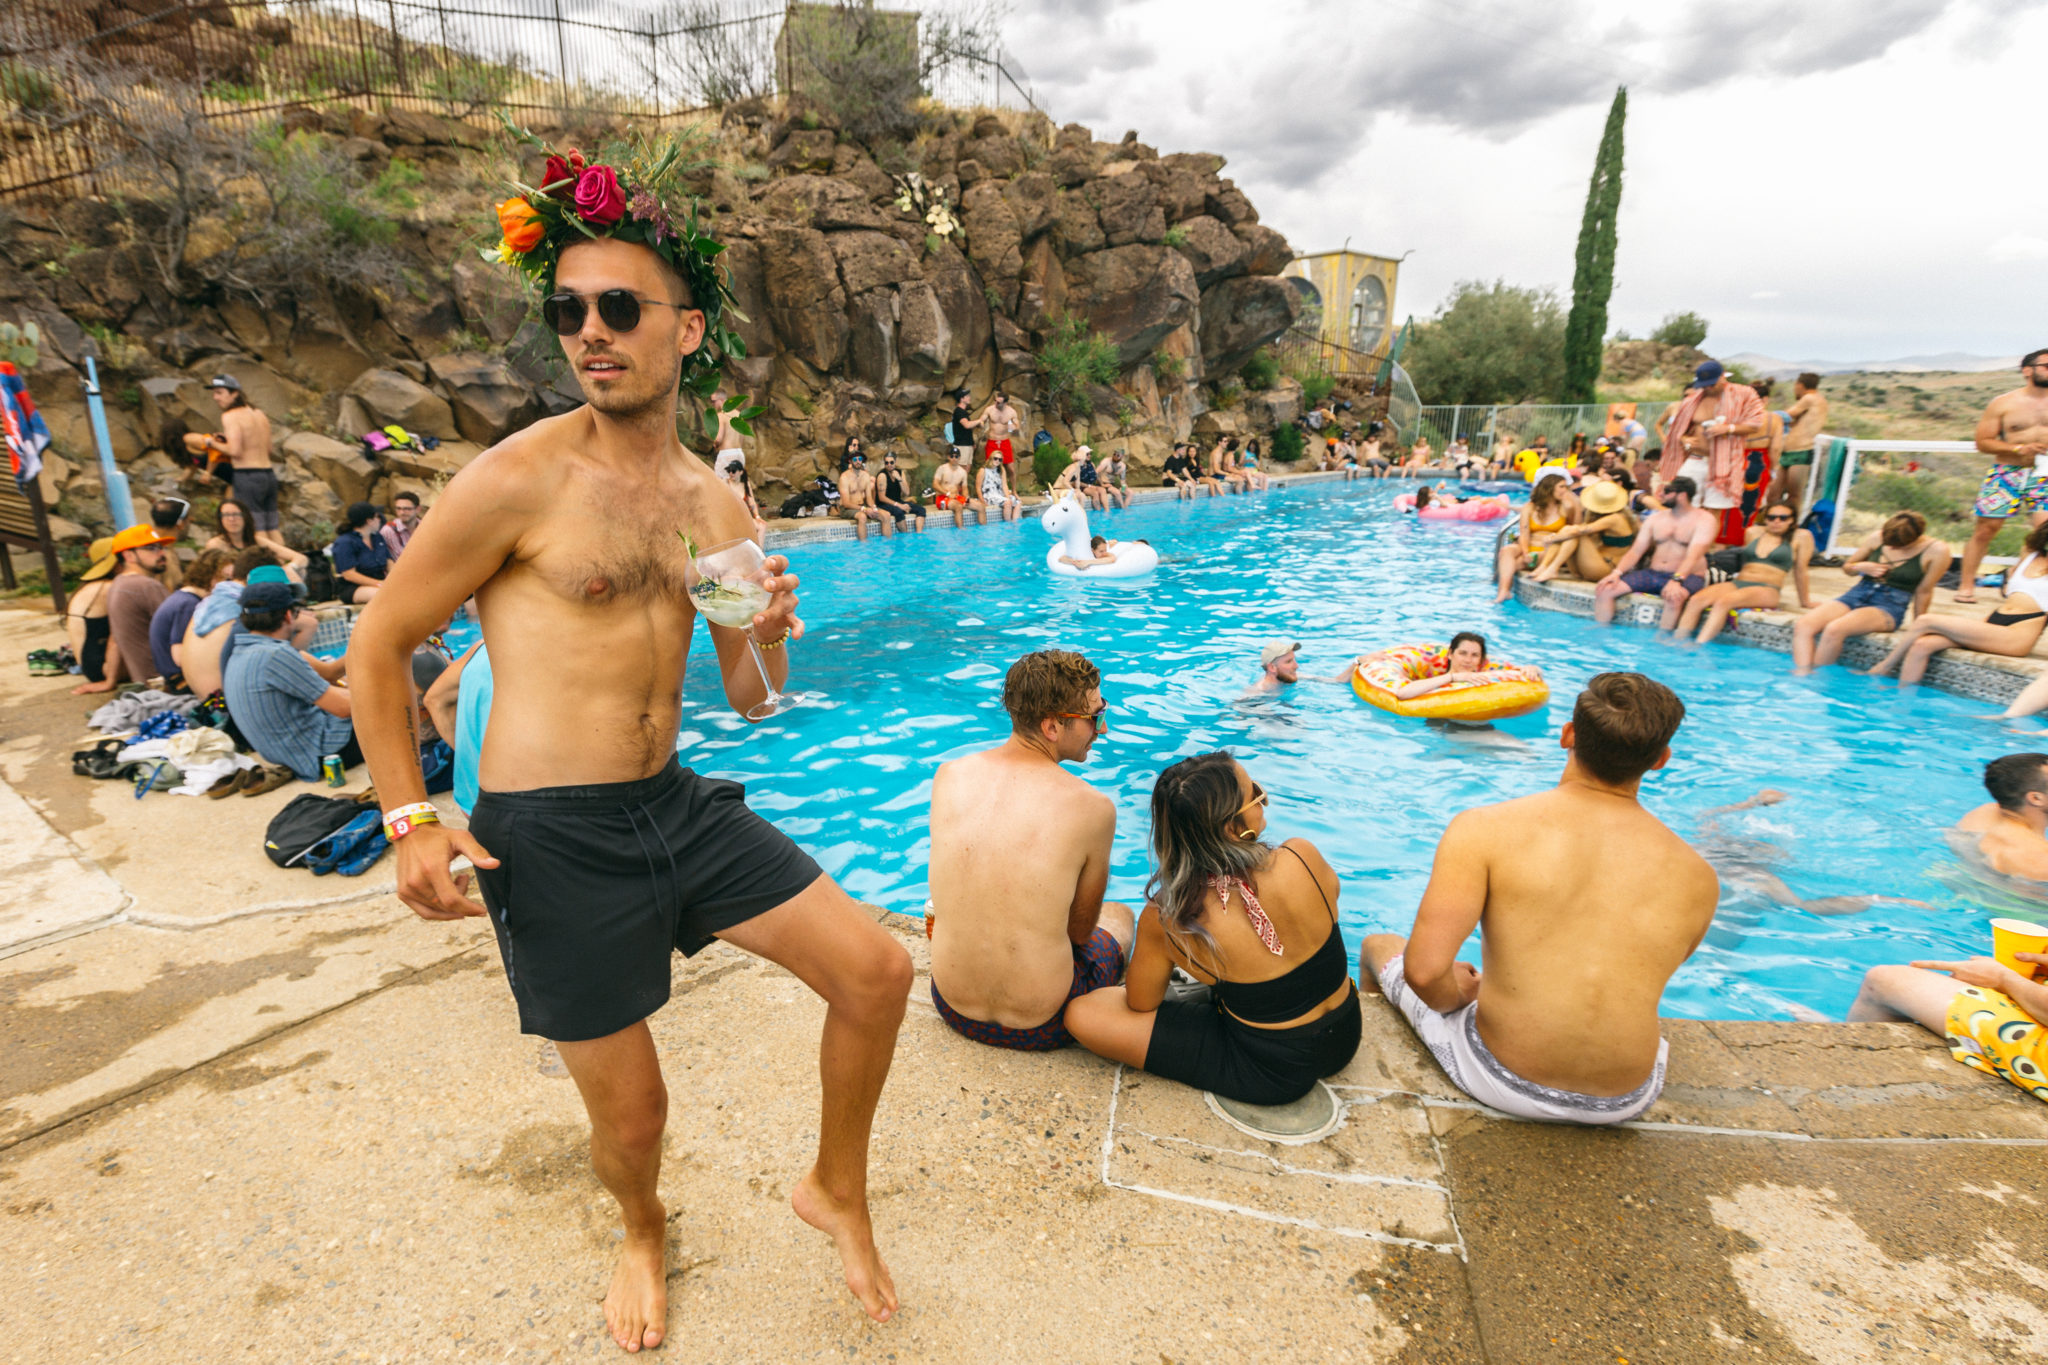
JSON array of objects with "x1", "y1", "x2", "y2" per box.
[
  {"x1": 205, "y1": 768, "x2": 251, "y2": 799},
  {"x1": 240, "y1": 765, "x2": 297, "y2": 797},
  {"x1": 71, "y1": 738, "x2": 128, "y2": 779}
]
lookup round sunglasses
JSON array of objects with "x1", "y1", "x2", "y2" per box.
[{"x1": 542, "y1": 289, "x2": 691, "y2": 337}]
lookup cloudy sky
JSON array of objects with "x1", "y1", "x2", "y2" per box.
[{"x1": 1001, "y1": 0, "x2": 2048, "y2": 363}]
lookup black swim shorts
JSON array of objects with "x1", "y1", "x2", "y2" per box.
[
  {"x1": 469, "y1": 757, "x2": 823, "y2": 1041},
  {"x1": 231, "y1": 467, "x2": 281, "y2": 532}
]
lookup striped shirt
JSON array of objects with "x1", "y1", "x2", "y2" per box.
[{"x1": 223, "y1": 633, "x2": 353, "y2": 780}]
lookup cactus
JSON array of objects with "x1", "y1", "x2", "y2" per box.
[{"x1": 0, "y1": 320, "x2": 40, "y2": 369}]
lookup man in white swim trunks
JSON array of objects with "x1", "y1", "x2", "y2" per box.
[{"x1": 1362, "y1": 672, "x2": 1718, "y2": 1124}]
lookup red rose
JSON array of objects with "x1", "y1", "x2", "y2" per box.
[
  {"x1": 574, "y1": 164, "x2": 626, "y2": 227},
  {"x1": 541, "y1": 154, "x2": 574, "y2": 200}
]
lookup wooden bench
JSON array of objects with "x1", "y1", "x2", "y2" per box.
[{"x1": 0, "y1": 476, "x2": 68, "y2": 613}]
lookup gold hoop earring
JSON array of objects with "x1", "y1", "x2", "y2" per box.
[{"x1": 1236, "y1": 826, "x2": 1257, "y2": 842}]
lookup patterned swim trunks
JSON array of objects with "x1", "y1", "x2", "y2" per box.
[
  {"x1": 929, "y1": 927, "x2": 1126, "y2": 1051},
  {"x1": 1973, "y1": 464, "x2": 2048, "y2": 519},
  {"x1": 1946, "y1": 983, "x2": 2046, "y2": 1103}
]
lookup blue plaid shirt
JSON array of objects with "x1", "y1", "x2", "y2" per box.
[{"x1": 222, "y1": 633, "x2": 354, "y2": 780}]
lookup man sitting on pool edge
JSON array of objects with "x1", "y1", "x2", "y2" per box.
[
  {"x1": 1362, "y1": 671, "x2": 1719, "y2": 1123},
  {"x1": 925, "y1": 650, "x2": 1134, "y2": 1049}
]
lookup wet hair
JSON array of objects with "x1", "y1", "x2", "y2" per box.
[
  {"x1": 1002, "y1": 649, "x2": 1099, "y2": 733},
  {"x1": 1880, "y1": 511, "x2": 1926, "y2": 547},
  {"x1": 1571, "y1": 672, "x2": 1685, "y2": 784},
  {"x1": 186, "y1": 546, "x2": 234, "y2": 589},
  {"x1": 216, "y1": 498, "x2": 256, "y2": 548},
  {"x1": 151, "y1": 497, "x2": 189, "y2": 530},
  {"x1": 1447, "y1": 631, "x2": 1488, "y2": 664},
  {"x1": 1666, "y1": 476, "x2": 1698, "y2": 502},
  {"x1": 1089, "y1": 535, "x2": 1106, "y2": 551},
  {"x1": 345, "y1": 501, "x2": 379, "y2": 530},
  {"x1": 1529, "y1": 476, "x2": 1562, "y2": 518},
  {"x1": 1415, "y1": 485, "x2": 1433, "y2": 509},
  {"x1": 1146, "y1": 752, "x2": 1271, "y2": 970},
  {"x1": 1985, "y1": 753, "x2": 2048, "y2": 812},
  {"x1": 1797, "y1": 372, "x2": 1822, "y2": 390},
  {"x1": 232, "y1": 543, "x2": 280, "y2": 580}
]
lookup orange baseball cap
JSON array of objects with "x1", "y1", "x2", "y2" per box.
[{"x1": 109, "y1": 523, "x2": 176, "y2": 555}]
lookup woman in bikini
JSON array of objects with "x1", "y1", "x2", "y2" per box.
[
  {"x1": 1677, "y1": 500, "x2": 1814, "y2": 644},
  {"x1": 1064, "y1": 752, "x2": 1362, "y2": 1106},
  {"x1": 1494, "y1": 471, "x2": 1577, "y2": 603},
  {"x1": 1790, "y1": 510, "x2": 1950, "y2": 676},
  {"x1": 1865, "y1": 521, "x2": 2048, "y2": 684},
  {"x1": 66, "y1": 537, "x2": 121, "y2": 695},
  {"x1": 1530, "y1": 478, "x2": 1638, "y2": 584}
]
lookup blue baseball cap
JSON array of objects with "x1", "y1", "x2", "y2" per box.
[
  {"x1": 241, "y1": 581, "x2": 297, "y2": 612},
  {"x1": 1692, "y1": 360, "x2": 1725, "y2": 388}
]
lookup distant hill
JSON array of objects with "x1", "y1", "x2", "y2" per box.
[{"x1": 1724, "y1": 351, "x2": 2016, "y2": 378}]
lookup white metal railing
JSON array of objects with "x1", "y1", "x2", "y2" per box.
[{"x1": 1817, "y1": 436, "x2": 1982, "y2": 555}]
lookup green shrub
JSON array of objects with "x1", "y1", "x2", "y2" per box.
[
  {"x1": 1036, "y1": 314, "x2": 1120, "y2": 418},
  {"x1": 1162, "y1": 224, "x2": 1189, "y2": 248},
  {"x1": 1239, "y1": 350, "x2": 1279, "y2": 390},
  {"x1": 1031, "y1": 437, "x2": 1070, "y2": 490},
  {"x1": 0, "y1": 60, "x2": 59, "y2": 114},
  {"x1": 371, "y1": 158, "x2": 425, "y2": 210},
  {"x1": 1301, "y1": 373, "x2": 1337, "y2": 406},
  {"x1": 1151, "y1": 351, "x2": 1185, "y2": 384},
  {"x1": 1651, "y1": 311, "x2": 1709, "y2": 349},
  {"x1": 1269, "y1": 424, "x2": 1306, "y2": 464}
]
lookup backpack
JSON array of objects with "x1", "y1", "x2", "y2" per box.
[
  {"x1": 419, "y1": 738, "x2": 454, "y2": 795},
  {"x1": 1801, "y1": 499, "x2": 1835, "y2": 548},
  {"x1": 264, "y1": 793, "x2": 366, "y2": 868}
]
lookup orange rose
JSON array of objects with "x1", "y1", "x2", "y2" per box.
[{"x1": 495, "y1": 196, "x2": 544, "y2": 254}]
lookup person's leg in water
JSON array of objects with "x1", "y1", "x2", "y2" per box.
[
  {"x1": 554, "y1": 1024, "x2": 673, "y2": 1353},
  {"x1": 1792, "y1": 602, "x2": 1890, "y2": 674},
  {"x1": 1847, "y1": 964, "x2": 1961, "y2": 1029},
  {"x1": 716, "y1": 876, "x2": 911, "y2": 1323},
  {"x1": 1496, "y1": 542, "x2": 1532, "y2": 604},
  {"x1": 1688, "y1": 583, "x2": 1780, "y2": 645},
  {"x1": 1591, "y1": 571, "x2": 1634, "y2": 623},
  {"x1": 1720, "y1": 864, "x2": 1930, "y2": 916},
  {"x1": 1867, "y1": 614, "x2": 2048, "y2": 684}
]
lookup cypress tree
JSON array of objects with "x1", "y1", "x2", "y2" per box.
[{"x1": 1561, "y1": 86, "x2": 1626, "y2": 405}]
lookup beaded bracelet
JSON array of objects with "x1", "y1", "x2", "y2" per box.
[{"x1": 754, "y1": 629, "x2": 792, "y2": 651}]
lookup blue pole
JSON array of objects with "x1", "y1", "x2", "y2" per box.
[{"x1": 82, "y1": 356, "x2": 135, "y2": 530}]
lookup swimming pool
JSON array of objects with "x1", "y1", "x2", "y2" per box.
[{"x1": 478, "y1": 480, "x2": 2041, "y2": 1022}]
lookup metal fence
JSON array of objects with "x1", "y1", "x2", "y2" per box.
[
  {"x1": 1272, "y1": 323, "x2": 1387, "y2": 382},
  {"x1": 0, "y1": 0, "x2": 1037, "y2": 197},
  {"x1": 1392, "y1": 401, "x2": 1674, "y2": 461}
]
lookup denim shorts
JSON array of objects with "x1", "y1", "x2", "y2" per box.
[{"x1": 1836, "y1": 577, "x2": 1911, "y2": 628}]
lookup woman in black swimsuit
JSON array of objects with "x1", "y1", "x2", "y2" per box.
[{"x1": 1065, "y1": 752, "x2": 1362, "y2": 1105}]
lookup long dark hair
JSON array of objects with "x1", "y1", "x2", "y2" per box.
[
  {"x1": 1415, "y1": 485, "x2": 1434, "y2": 509},
  {"x1": 1147, "y1": 752, "x2": 1271, "y2": 969},
  {"x1": 216, "y1": 497, "x2": 256, "y2": 549}
]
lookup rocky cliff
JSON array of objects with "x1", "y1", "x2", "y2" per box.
[{"x1": 0, "y1": 96, "x2": 1303, "y2": 546}]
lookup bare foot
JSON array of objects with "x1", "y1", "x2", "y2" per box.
[
  {"x1": 602, "y1": 1223, "x2": 668, "y2": 1353},
  {"x1": 792, "y1": 1167, "x2": 897, "y2": 1323},
  {"x1": 1954, "y1": 590, "x2": 1976, "y2": 604}
]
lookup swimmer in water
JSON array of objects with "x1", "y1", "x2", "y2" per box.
[
  {"x1": 1348, "y1": 632, "x2": 1541, "y2": 701},
  {"x1": 1695, "y1": 791, "x2": 1930, "y2": 916},
  {"x1": 1949, "y1": 752, "x2": 2048, "y2": 883}
]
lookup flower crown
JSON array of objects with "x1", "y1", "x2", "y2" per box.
[{"x1": 483, "y1": 117, "x2": 759, "y2": 433}]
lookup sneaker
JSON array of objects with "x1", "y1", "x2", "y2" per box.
[
  {"x1": 27, "y1": 649, "x2": 62, "y2": 677},
  {"x1": 240, "y1": 765, "x2": 297, "y2": 797}
]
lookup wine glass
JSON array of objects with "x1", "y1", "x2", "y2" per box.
[{"x1": 688, "y1": 537, "x2": 800, "y2": 720}]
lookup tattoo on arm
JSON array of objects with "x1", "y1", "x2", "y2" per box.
[{"x1": 403, "y1": 704, "x2": 419, "y2": 760}]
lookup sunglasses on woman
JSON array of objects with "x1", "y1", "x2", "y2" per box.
[
  {"x1": 1237, "y1": 779, "x2": 1269, "y2": 814},
  {"x1": 541, "y1": 289, "x2": 691, "y2": 337}
]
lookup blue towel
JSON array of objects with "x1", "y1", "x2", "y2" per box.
[{"x1": 306, "y1": 811, "x2": 390, "y2": 876}]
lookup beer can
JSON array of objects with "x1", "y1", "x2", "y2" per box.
[{"x1": 320, "y1": 754, "x2": 346, "y2": 787}]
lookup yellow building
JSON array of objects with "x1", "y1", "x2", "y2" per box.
[{"x1": 1280, "y1": 250, "x2": 1401, "y2": 375}]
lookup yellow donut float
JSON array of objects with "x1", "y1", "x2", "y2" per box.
[{"x1": 1350, "y1": 643, "x2": 1550, "y2": 722}]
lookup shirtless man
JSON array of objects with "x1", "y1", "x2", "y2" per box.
[
  {"x1": 837, "y1": 450, "x2": 890, "y2": 541},
  {"x1": 1956, "y1": 349, "x2": 2048, "y2": 603},
  {"x1": 979, "y1": 390, "x2": 1021, "y2": 473},
  {"x1": 1594, "y1": 476, "x2": 1718, "y2": 630},
  {"x1": 1950, "y1": 752, "x2": 2048, "y2": 882},
  {"x1": 926, "y1": 651, "x2": 1134, "y2": 1049},
  {"x1": 931, "y1": 448, "x2": 975, "y2": 527},
  {"x1": 1766, "y1": 372, "x2": 1829, "y2": 510},
  {"x1": 1362, "y1": 672, "x2": 1718, "y2": 1123},
  {"x1": 185, "y1": 376, "x2": 290, "y2": 559},
  {"x1": 1245, "y1": 639, "x2": 1300, "y2": 695},
  {"x1": 1206, "y1": 438, "x2": 1244, "y2": 494},
  {"x1": 346, "y1": 228, "x2": 911, "y2": 1350}
]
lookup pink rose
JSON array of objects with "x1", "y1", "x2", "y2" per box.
[{"x1": 573, "y1": 164, "x2": 626, "y2": 227}]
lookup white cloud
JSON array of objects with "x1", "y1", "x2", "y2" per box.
[{"x1": 1002, "y1": 0, "x2": 2048, "y2": 358}]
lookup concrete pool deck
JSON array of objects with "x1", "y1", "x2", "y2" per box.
[{"x1": 5, "y1": 480, "x2": 2048, "y2": 1362}]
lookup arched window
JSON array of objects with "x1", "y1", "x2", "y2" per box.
[
  {"x1": 1350, "y1": 273, "x2": 1388, "y2": 353},
  {"x1": 1285, "y1": 275, "x2": 1323, "y2": 336}
]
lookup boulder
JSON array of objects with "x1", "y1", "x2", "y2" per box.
[
  {"x1": 1140, "y1": 160, "x2": 1211, "y2": 223},
  {"x1": 286, "y1": 295, "x2": 375, "y2": 391},
  {"x1": 1063, "y1": 244, "x2": 1200, "y2": 368},
  {"x1": 1052, "y1": 190, "x2": 1105, "y2": 257},
  {"x1": 759, "y1": 225, "x2": 849, "y2": 371},
  {"x1": 137, "y1": 376, "x2": 218, "y2": 439},
  {"x1": 954, "y1": 158, "x2": 986, "y2": 190},
  {"x1": 1205, "y1": 179, "x2": 1259, "y2": 226},
  {"x1": 284, "y1": 431, "x2": 375, "y2": 504},
  {"x1": 184, "y1": 357, "x2": 304, "y2": 423},
  {"x1": 450, "y1": 258, "x2": 529, "y2": 346},
  {"x1": 381, "y1": 441, "x2": 481, "y2": 483},
  {"x1": 918, "y1": 241, "x2": 991, "y2": 387},
  {"x1": 767, "y1": 128, "x2": 836, "y2": 173},
  {"x1": 1243, "y1": 377, "x2": 1304, "y2": 431},
  {"x1": 1232, "y1": 223, "x2": 1293, "y2": 277},
  {"x1": 845, "y1": 289, "x2": 899, "y2": 391},
  {"x1": 960, "y1": 182, "x2": 1023, "y2": 312},
  {"x1": 153, "y1": 325, "x2": 236, "y2": 368},
  {"x1": 895, "y1": 279, "x2": 951, "y2": 382},
  {"x1": 757, "y1": 175, "x2": 885, "y2": 231},
  {"x1": 427, "y1": 351, "x2": 540, "y2": 444},
  {"x1": 345, "y1": 368, "x2": 459, "y2": 440},
  {"x1": 214, "y1": 298, "x2": 279, "y2": 360},
  {"x1": 963, "y1": 135, "x2": 1024, "y2": 179},
  {"x1": 1199, "y1": 275, "x2": 1301, "y2": 376},
  {"x1": 1047, "y1": 146, "x2": 1094, "y2": 188},
  {"x1": 1091, "y1": 173, "x2": 1163, "y2": 247},
  {"x1": 1015, "y1": 237, "x2": 1068, "y2": 339},
  {"x1": 1169, "y1": 215, "x2": 1247, "y2": 287},
  {"x1": 1159, "y1": 151, "x2": 1226, "y2": 178},
  {"x1": 827, "y1": 230, "x2": 920, "y2": 298},
  {"x1": 718, "y1": 239, "x2": 778, "y2": 359},
  {"x1": 1001, "y1": 172, "x2": 1058, "y2": 240},
  {"x1": 1193, "y1": 407, "x2": 1247, "y2": 439},
  {"x1": 381, "y1": 108, "x2": 481, "y2": 148}
]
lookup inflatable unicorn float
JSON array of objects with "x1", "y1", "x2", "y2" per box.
[{"x1": 1041, "y1": 492, "x2": 1159, "y2": 577}]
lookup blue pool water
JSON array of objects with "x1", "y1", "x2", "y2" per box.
[{"x1": 463, "y1": 481, "x2": 2041, "y2": 1021}]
